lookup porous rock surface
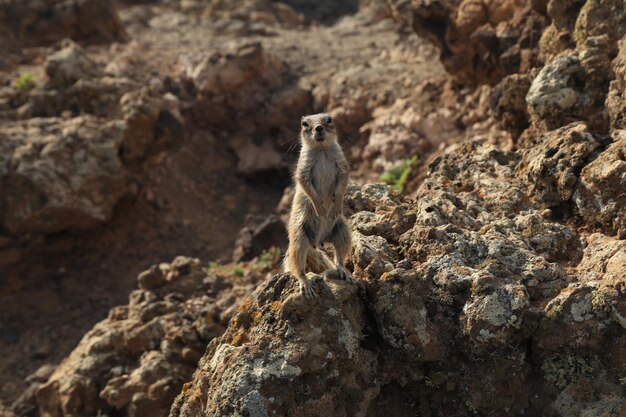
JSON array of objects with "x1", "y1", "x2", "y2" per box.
[
  {"x1": 573, "y1": 131, "x2": 626, "y2": 238},
  {"x1": 36, "y1": 256, "x2": 271, "y2": 417},
  {"x1": 170, "y1": 166, "x2": 625, "y2": 416},
  {"x1": 170, "y1": 273, "x2": 377, "y2": 417},
  {"x1": 0, "y1": 117, "x2": 127, "y2": 235},
  {"x1": 0, "y1": 41, "x2": 182, "y2": 236}
]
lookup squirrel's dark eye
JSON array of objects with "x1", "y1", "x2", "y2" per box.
[
  {"x1": 301, "y1": 121, "x2": 309, "y2": 128},
  {"x1": 327, "y1": 117, "x2": 333, "y2": 124}
]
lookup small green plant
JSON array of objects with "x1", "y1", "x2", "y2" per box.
[
  {"x1": 619, "y1": 375, "x2": 626, "y2": 387},
  {"x1": 380, "y1": 155, "x2": 418, "y2": 193},
  {"x1": 95, "y1": 410, "x2": 108, "y2": 417},
  {"x1": 13, "y1": 72, "x2": 36, "y2": 90},
  {"x1": 204, "y1": 247, "x2": 282, "y2": 278},
  {"x1": 257, "y1": 246, "x2": 281, "y2": 269}
]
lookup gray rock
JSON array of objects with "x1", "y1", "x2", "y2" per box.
[{"x1": 2, "y1": 117, "x2": 128, "y2": 234}]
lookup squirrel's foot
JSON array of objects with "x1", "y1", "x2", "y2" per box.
[
  {"x1": 299, "y1": 278, "x2": 318, "y2": 300},
  {"x1": 336, "y1": 265, "x2": 355, "y2": 283}
]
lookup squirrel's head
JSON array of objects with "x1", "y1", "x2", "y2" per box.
[{"x1": 300, "y1": 113, "x2": 337, "y2": 148}]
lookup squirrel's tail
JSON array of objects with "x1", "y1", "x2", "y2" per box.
[
  {"x1": 282, "y1": 245, "x2": 335, "y2": 275},
  {"x1": 305, "y1": 247, "x2": 335, "y2": 274}
]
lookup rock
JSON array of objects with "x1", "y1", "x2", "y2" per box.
[
  {"x1": 37, "y1": 257, "x2": 270, "y2": 417},
  {"x1": 2, "y1": 44, "x2": 138, "y2": 120},
  {"x1": 310, "y1": 58, "x2": 439, "y2": 142},
  {"x1": 462, "y1": 277, "x2": 529, "y2": 345},
  {"x1": 137, "y1": 265, "x2": 167, "y2": 290},
  {"x1": 232, "y1": 215, "x2": 287, "y2": 262},
  {"x1": 45, "y1": 40, "x2": 103, "y2": 88},
  {"x1": 519, "y1": 122, "x2": 601, "y2": 207},
  {"x1": 119, "y1": 88, "x2": 164, "y2": 162},
  {"x1": 490, "y1": 74, "x2": 531, "y2": 139},
  {"x1": 0, "y1": 44, "x2": 183, "y2": 237},
  {"x1": 203, "y1": 0, "x2": 305, "y2": 28},
  {"x1": 607, "y1": 36, "x2": 626, "y2": 129},
  {"x1": 11, "y1": 365, "x2": 56, "y2": 417},
  {"x1": 571, "y1": 0, "x2": 626, "y2": 49},
  {"x1": 551, "y1": 379, "x2": 625, "y2": 417},
  {"x1": 4, "y1": 0, "x2": 626, "y2": 416},
  {"x1": 172, "y1": 159, "x2": 623, "y2": 416},
  {"x1": 526, "y1": 55, "x2": 585, "y2": 130},
  {"x1": 359, "y1": 98, "x2": 457, "y2": 174},
  {"x1": 576, "y1": 233, "x2": 626, "y2": 282},
  {"x1": 1, "y1": 117, "x2": 128, "y2": 235},
  {"x1": 169, "y1": 274, "x2": 379, "y2": 417},
  {"x1": 384, "y1": 0, "x2": 547, "y2": 83},
  {"x1": 230, "y1": 136, "x2": 284, "y2": 176},
  {"x1": 573, "y1": 132, "x2": 626, "y2": 238},
  {"x1": 533, "y1": 0, "x2": 625, "y2": 133},
  {"x1": 370, "y1": 268, "x2": 448, "y2": 361},
  {"x1": 0, "y1": 0, "x2": 126, "y2": 46},
  {"x1": 344, "y1": 182, "x2": 404, "y2": 215},
  {"x1": 183, "y1": 40, "x2": 308, "y2": 173},
  {"x1": 186, "y1": 41, "x2": 284, "y2": 101}
]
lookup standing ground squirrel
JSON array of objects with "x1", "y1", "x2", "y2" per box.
[{"x1": 283, "y1": 113, "x2": 354, "y2": 299}]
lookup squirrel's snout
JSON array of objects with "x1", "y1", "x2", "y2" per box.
[{"x1": 313, "y1": 125, "x2": 326, "y2": 141}]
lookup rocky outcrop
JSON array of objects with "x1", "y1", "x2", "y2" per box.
[
  {"x1": 182, "y1": 40, "x2": 310, "y2": 175},
  {"x1": 489, "y1": 73, "x2": 531, "y2": 138},
  {"x1": 607, "y1": 36, "x2": 626, "y2": 129},
  {"x1": 573, "y1": 131, "x2": 626, "y2": 238},
  {"x1": 36, "y1": 256, "x2": 275, "y2": 417},
  {"x1": 170, "y1": 273, "x2": 377, "y2": 417},
  {"x1": 0, "y1": 0, "x2": 126, "y2": 47},
  {"x1": 44, "y1": 42, "x2": 103, "y2": 88},
  {"x1": 384, "y1": 0, "x2": 547, "y2": 84},
  {"x1": 519, "y1": 122, "x2": 604, "y2": 207},
  {"x1": 232, "y1": 215, "x2": 287, "y2": 262},
  {"x1": 358, "y1": 95, "x2": 457, "y2": 174},
  {"x1": 525, "y1": 51, "x2": 608, "y2": 132},
  {"x1": 0, "y1": 41, "x2": 183, "y2": 237},
  {"x1": 170, "y1": 165, "x2": 626, "y2": 416},
  {"x1": 204, "y1": 0, "x2": 306, "y2": 28},
  {"x1": 0, "y1": 117, "x2": 127, "y2": 235}
]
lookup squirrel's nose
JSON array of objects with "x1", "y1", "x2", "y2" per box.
[{"x1": 315, "y1": 125, "x2": 324, "y2": 133}]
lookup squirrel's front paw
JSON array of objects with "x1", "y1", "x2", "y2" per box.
[
  {"x1": 336, "y1": 265, "x2": 355, "y2": 283},
  {"x1": 299, "y1": 279, "x2": 318, "y2": 300}
]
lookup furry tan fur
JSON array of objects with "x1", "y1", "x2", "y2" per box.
[{"x1": 283, "y1": 113, "x2": 354, "y2": 299}]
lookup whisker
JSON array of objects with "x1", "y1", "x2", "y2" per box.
[
  {"x1": 287, "y1": 140, "x2": 301, "y2": 154},
  {"x1": 279, "y1": 136, "x2": 299, "y2": 147}
]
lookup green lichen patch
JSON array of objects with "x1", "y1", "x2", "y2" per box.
[{"x1": 542, "y1": 353, "x2": 597, "y2": 389}]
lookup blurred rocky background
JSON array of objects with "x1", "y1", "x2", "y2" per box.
[{"x1": 0, "y1": 0, "x2": 625, "y2": 416}]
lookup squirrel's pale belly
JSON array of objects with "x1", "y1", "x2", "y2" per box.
[{"x1": 312, "y1": 152, "x2": 337, "y2": 210}]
